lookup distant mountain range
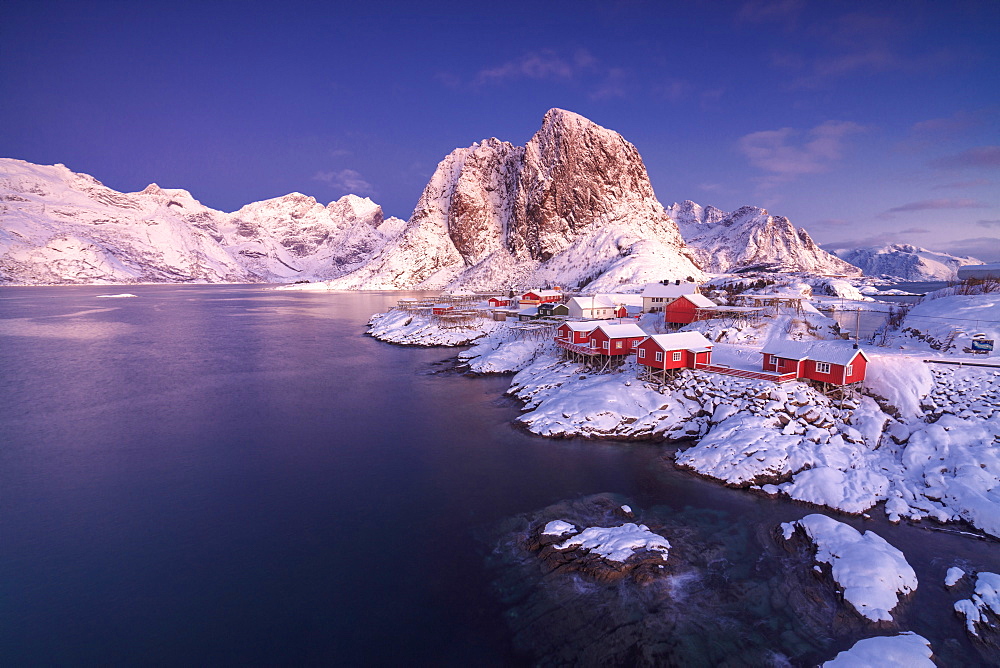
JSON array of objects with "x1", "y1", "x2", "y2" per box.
[
  {"x1": 831, "y1": 244, "x2": 982, "y2": 282},
  {"x1": 3, "y1": 109, "x2": 968, "y2": 288},
  {"x1": 0, "y1": 159, "x2": 403, "y2": 284}
]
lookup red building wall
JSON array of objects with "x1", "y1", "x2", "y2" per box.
[
  {"x1": 764, "y1": 352, "x2": 867, "y2": 384},
  {"x1": 636, "y1": 341, "x2": 712, "y2": 369},
  {"x1": 590, "y1": 330, "x2": 645, "y2": 356},
  {"x1": 663, "y1": 296, "x2": 700, "y2": 325}
]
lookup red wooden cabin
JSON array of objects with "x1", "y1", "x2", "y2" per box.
[
  {"x1": 761, "y1": 341, "x2": 869, "y2": 385},
  {"x1": 635, "y1": 332, "x2": 714, "y2": 371},
  {"x1": 555, "y1": 321, "x2": 599, "y2": 348},
  {"x1": 520, "y1": 289, "x2": 562, "y2": 305},
  {"x1": 487, "y1": 297, "x2": 510, "y2": 308},
  {"x1": 588, "y1": 323, "x2": 647, "y2": 356},
  {"x1": 663, "y1": 294, "x2": 717, "y2": 326}
]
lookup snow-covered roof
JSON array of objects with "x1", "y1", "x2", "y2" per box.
[
  {"x1": 560, "y1": 321, "x2": 599, "y2": 332},
  {"x1": 762, "y1": 340, "x2": 868, "y2": 366},
  {"x1": 641, "y1": 282, "x2": 698, "y2": 298},
  {"x1": 644, "y1": 332, "x2": 714, "y2": 351},
  {"x1": 679, "y1": 293, "x2": 717, "y2": 308},
  {"x1": 523, "y1": 289, "x2": 561, "y2": 297},
  {"x1": 595, "y1": 322, "x2": 647, "y2": 338},
  {"x1": 569, "y1": 295, "x2": 620, "y2": 309},
  {"x1": 518, "y1": 307, "x2": 538, "y2": 315},
  {"x1": 602, "y1": 293, "x2": 644, "y2": 307},
  {"x1": 957, "y1": 263, "x2": 1000, "y2": 279}
]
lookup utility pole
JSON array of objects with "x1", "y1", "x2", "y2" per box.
[{"x1": 855, "y1": 308, "x2": 861, "y2": 342}]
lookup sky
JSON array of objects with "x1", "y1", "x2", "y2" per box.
[{"x1": 2, "y1": 0, "x2": 998, "y2": 260}]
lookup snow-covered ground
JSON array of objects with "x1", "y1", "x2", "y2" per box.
[
  {"x1": 890, "y1": 292, "x2": 1000, "y2": 357},
  {"x1": 367, "y1": 308, "x2": 503, "y2": 346}
]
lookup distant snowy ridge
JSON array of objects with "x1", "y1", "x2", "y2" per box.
[
  {"x1": 833, "y1": 243, "x2": 982, "y2": 281},
  {"x1": 311, "y1": 108, "x2": 705, "y2": 291},
  {"x1": 667, "y1": 200, "x2": 861, "y2": 276},
  {"x1": 0, "y1": 158, "x2": 404, "y2": 284}
]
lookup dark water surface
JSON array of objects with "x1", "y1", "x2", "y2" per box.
[{"x1": 0, "y1": 286, "x2": 996, "y2": 666}]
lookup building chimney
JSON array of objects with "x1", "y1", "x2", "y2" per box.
[
  {"x1": 675, "y1": 279, "x2": 680, "y2": 285},
  {"x1": 853, "y1": 343, "x2": 859, "y2": 349}
]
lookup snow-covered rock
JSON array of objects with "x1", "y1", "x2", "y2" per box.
[
  {"x1": 781, "y1": 514, "x2": 917, "y2": 622},
  {"x1": 946, "y1": 566, "x2": 967, "y2": 587},
  {"x1": 836, "y1": 243, "x2": 982, "y2": 281},
  {"x1": 954, "y1": 571, "x2": 1000, "y2": 637},
  {"x1": 554, "y1": 523, "x2": 670, "y2": 563},
  {"x1": 541, "y1": 520, "x2": 577, "y2": 537},
  {"x1": 668, "y1": 200, "x2": 860, "y2": 276},
  {"x1": 822, "y1": 632, "x2": 934, "y2": 667},
  {"x1": 955, "y1": 571, "x2": 1000, "y2": 636}
]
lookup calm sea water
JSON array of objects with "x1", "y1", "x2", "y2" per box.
[{"x1": 0, "y1": 285, "x2": 996, "y2": 666}]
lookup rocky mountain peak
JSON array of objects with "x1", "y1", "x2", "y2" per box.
[
  {"x1": 323, "y1": 109, "x2": 700, "y2": 290},
  {"x1": 327, "y1": 194, "x2": 383, "y2": 228},
  {"x1": 672, "y1": 200, "x2": 861, "y2": 276}
]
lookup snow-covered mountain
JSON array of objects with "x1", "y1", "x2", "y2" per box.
[
  {"x1": 321, "y1": 109, "x2": 704, "y2": 291},
  {"x1": 667, "y1": 200, "x2": 861, "y2": 276},
  {"x1": 833, "y1": 244, "x2": 981, "y2": 281},
  {"x1": 0, "y1": 159, "x2": 404, "y2": 284}
]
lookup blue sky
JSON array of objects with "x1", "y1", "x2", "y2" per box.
[{"x1": 2, "y1": 0, "x2": 998, "y2": 260}]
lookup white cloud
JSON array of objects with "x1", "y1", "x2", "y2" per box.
[
  {"x1": 738, "y1": 120, "x2": 866, "y2": 180},
  {"x1": 313, "y1": 169, "x2": 374, "y2": 195}
]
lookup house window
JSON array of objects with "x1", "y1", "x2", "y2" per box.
[
  {"x1": 603, "y1": 341, "x2": 609, "y2": 349},
  {"x1": 655, "y1": 351, "x2": 664, "y2": 362},
  {"x1": 768, "y1": 354, "x2": 776, "y2": 365},
  {"x1": 816, "y1": 361, "x2": 831, "y2": 374},
  {"x1": 672, "y1": 351, "x2": 682, "y2": 362},
  {"x1": 615, "y1": 341, "x2": 623, "y2": 349},
  {"x1": 638, "y1": 348, "x2": 646, "y2": 359},
  {"x1": 846, "y1": 364, "x2": 853, "y2": 376}
]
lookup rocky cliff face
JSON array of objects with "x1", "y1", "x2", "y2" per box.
[
  {"x1": 0, "y1": 159, "x2": 403, "y2": 284},
  {"x1": 668, "y1": 200, "x2": 861, "y2": 276},
  {"x1": 326, "y1": 109, "x2": 703, "y2": 290},
  {"x1": 834, "y1": 244, "x2": 981, "y2": 281}
]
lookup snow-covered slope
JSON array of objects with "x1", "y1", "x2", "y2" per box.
[
  {"x1": 667, "y1": 200, "x2": 861, "y2": 276},
  {"x1": 834, "y1": 244, "x2": 981, "y2": 281},
  {"x1": 320, "y1": 109, "x2": 704, "y2": 291},
  {"x1": 0, "y1": 159, "x2": 403, "y2": 284}
]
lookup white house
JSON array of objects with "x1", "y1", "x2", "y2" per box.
[
  {"x1": 567, "y1": 293, "x2": 644, "y2": 319},
  {"x1": 641, "y1": 282, "x2": 699, "y2": 313}
]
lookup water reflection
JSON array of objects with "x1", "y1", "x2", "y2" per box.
[{"x1": 0, "y1": 285, "x2": 996, "y2": 666}]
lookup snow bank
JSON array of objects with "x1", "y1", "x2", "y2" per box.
[
  {"x1": 95, "y1": 293, "x2": 138, "y2": 298},
  {"x1": 822, "y1": 632, "x2": 934, "y2": 667},
  {"x1": 555, "y1": 523, "x2": 670, "y2": 563},
  {"x1": 862, "y1": 352, "x2": 934, "y2": 418},
  {"x1": 781, "y1": 514, "x2": 917, "y2": 622},
  {"x1": 954, "y1": 571, "x2": 1000, "y2": 636}
]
